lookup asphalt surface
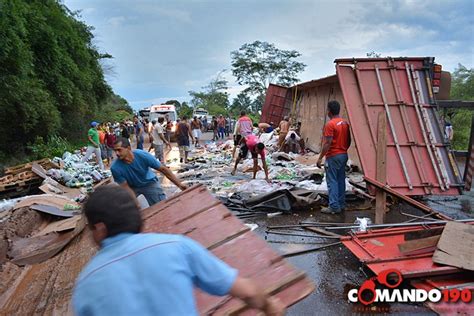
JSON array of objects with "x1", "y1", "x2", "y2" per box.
[{"x1": 150, "y1": 130, "x2": 474, "y2": 315}]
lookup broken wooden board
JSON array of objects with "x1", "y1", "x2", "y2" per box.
[
  {"x1": 8, "y1": 217, "x2": 85, "y2": 266},
  {"x1": 398, "y1": 235, "x2": 441, "y2": 255},
  {"x1": 35, "y1": 216, "x2": 82, "y2": 237},
  {"x1": 433, "y1": 222, "x2": 474, "y2": 271},
  {"x1": 1, "y1": 184, "x2": 314, "y2": 314}
]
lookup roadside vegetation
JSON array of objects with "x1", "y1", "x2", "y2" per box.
[
  {"x1": 446, "y1": 64, "x2": 473, "y2": 151},
  {"x1": 0, "y1": 0, "x2": 132, "y2": 167}
]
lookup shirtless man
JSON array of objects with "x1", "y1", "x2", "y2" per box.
[{"x1": 278, "y1": 116, "x2": 290, "y2": 147}]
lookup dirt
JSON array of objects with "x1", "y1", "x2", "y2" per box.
[{"x1": 0, "y1": 207, "x2": 43, "y2": 265}]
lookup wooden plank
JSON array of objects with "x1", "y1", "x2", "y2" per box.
[
  {"x1": 375, "y1": 112, "x2": 387, "y2": 224},
  {"x1": 464, "y1": 115, "x2": 474, "y2": 191},
  {"x1": 364, "y1": 177, "x2": 452, "y2": 220},
  {"x1": 398, "y1": 235, "x2": 440, "y2": 255},
  {"x1": 404, "y1": 227, "x2": 444, "y2": 240},
  {"x1": 433, "y1": 222, "x2": 474, "y2": 271}
]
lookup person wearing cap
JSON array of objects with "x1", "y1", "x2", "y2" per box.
[{"x1": 82, "y1": 121, "x2": 105, "y2": 170}]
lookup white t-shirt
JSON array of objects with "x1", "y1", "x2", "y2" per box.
[
  {"x1": 152, "y1": 124, "x2": 164, "y2": 145},
  {"x1": 285, "y1": 131, "x2": 300, "y2": 141}
]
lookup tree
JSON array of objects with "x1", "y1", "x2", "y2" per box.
[
  {"x1": 188, "y1": 72, "x2": 229, "y2": 116},
  {"x1": 0, "y1": 0, "x2": 118, "y2": 163},
  {"x1": 229, "y1": 91, "x2": 252, "y2": 116},
  {"x1": 446, "y1": 64, "x2": 474, "y2": 150},
  {"x1": 178, "y1": 101, "x2": 193, "y2": 118},
  {"x1": 231, "y1": 41, "x2": 306, "y2": 112}
]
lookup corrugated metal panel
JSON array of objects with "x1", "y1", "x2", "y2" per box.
[
  {"x1": 1, "y1": 185, "x2": 314, "y2": 314},
  {"x1": 336, "y1": 57, "x2": 463, "y2": 195},
  {"x1": 261, "y1": 84, "x2": 292, "y2": 124}
]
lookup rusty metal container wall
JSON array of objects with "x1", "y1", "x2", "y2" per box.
[
  {"x1": 335, "y1": 57, "x2": 463, "y2": 196},
  {"x1": 260, "y1": 84, "x2": 292, "y2": 124},
  {"x1": 294, "y1": 77, "x2": 361, "y2": 168}
]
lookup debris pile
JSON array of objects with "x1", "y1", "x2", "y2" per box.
[
  {"x1": 0, "y1": 159, "x2": 60, "y2": 199},
  {"x1": 47, "y1": 152, "x2": 111, "y2": 188}
]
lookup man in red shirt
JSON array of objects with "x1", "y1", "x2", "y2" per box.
[
  {"x1": 317, "y1": 101, "x2": 351, "y2": 214},
  {"x1": 231, "y1": 134, "x2": 270, "y2": 182},
  {"x1": 232, "y1": 111, "x2": 253, "y2": 158}
]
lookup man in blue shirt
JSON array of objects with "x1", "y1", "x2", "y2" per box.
[
  {"x1": 111, "y1": 137, "x2": 187, "y2": 205},
  {"x1": 73, "y1": 185, "x2": 285, "y2": 316},
  {"x1": 134, "y1": 115, "x2": 144, "y2": 150}
]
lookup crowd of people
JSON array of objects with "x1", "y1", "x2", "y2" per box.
[{"x1": 76, "y1": 101, "x2": 351, "y2": 314}]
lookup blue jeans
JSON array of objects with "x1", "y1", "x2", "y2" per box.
[
  {"x1": 132, "y1": 181, "x2": 166, "y2": 206},
  {"x1": 136, "y1": 135, "x2": 144, "y2": 150},
  {"x1": 218, "y1": 127, "x2": 225, "y2": 139},
  {"x1": 325, "y1": 153, "x2": 348, "y2": 211}
]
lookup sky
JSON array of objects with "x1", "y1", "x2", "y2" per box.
[{"x1": 64, "y1": 0, "x2": 474, "y2": 110}]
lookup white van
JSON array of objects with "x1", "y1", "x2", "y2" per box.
[
  {"x1": 149, "y1": 104, "x2": 178, "y2": 139},
  {"x1": 192, "y1": 107, "x2": 208, "y2": 119}
]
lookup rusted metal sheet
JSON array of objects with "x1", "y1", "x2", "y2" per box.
[
  {"x1": 260, "y1": 84, "x2": 292, "y2": 124},
  {"x1": 1, "y1": 185, "x2": 314, "y2": 314},
  {"x1": 411, "y1": 274, "x2": 474, "y2": 315},
  {"x1": 335, "y1": 57, "x2": 463, "y2": 195},
  {"x1": 341, "y1": 224, "x2": 471, "y2": 278}
]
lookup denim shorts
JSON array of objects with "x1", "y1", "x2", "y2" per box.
[{"x1": 132, "y1": 181, "x2": 166, "y2": 206}]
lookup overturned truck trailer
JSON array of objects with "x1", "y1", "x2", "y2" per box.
[{"x1": 261, "y1": 57, "x2": 463, "y2": 195}]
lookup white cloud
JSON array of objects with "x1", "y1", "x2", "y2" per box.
[
  {"x1": 64, "y1": 0, "x2": 473, "y2": 109},
  {"x1": 107, "y1": 16, "x2": 126, "y2": 28}
]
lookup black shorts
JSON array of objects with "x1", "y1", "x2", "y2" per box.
[
  {"x1": 234, "y1": 134, "x2": 242, "y2": 146},
  {"x1": 239, "y1": 145, "x2": 258, "y2": 159}
]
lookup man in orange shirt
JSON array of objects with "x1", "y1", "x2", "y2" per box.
[
  {"x1": 317, "y1": 101, "x2": 351, "y2": 214},
  {"x1": 98, "y1": 124, "x2": 107, "y2": 161}
]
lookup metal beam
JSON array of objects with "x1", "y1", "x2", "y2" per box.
[{"x1": 437, "y1": 100, "x2": 474, "y2": 109}]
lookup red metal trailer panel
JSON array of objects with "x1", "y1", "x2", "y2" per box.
[
  {"x1": 341, "y1": 224, "x2": 462, "y2": 278},
  {"x1": 335, "y1": 57, "x2": 462, "y2": 195},
  {"x1": 411, "y1": 274, "x2": 474, "y2": 315},
  {"x1": 261, "y1": 84, "x2": 292, "y2": 124}
]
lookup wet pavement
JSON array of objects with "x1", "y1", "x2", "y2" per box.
[{"x1": 150, "y1": 131, "x2": 470, "y2": 315}]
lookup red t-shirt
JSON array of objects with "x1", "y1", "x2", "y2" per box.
[
  {"x1": 323, "y1": 117, "x2": 350, "y2": 158},
  {"x1": 245, "y1": 135, "x2": 266, "y2": 159}
]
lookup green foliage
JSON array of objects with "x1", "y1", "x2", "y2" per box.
[
  {"x1": 446, "y1": 64, "x2": 474, "y2": 150},
  {"x1": 189, "y1": 72, "x2": 229, "y2": 116},
  {"x1": 28, "y1": 135, "x2": 78, "y2": 160},
  {"x1": 450, "y1": 64, "x2": 474, "y2": 101},
  {"x1": 229, "y1": 91, "x2": 252, "y2": 116},
  {"x1": 179, "y1": 101, "x2": 193, "y2": 118},
  {"x1": 231, "y1": 41, "x2": 306, "y2": 111},
  {"x1": 97, "y1": 93, "x2": 133, "y2": 123},
  {"x1": 0, "y1": 0, "x2": 128, "y2": 164}
]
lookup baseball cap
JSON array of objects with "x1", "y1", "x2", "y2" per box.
[{"x1": 91, "y1": 121, "x2": 99, "y2": 127}]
